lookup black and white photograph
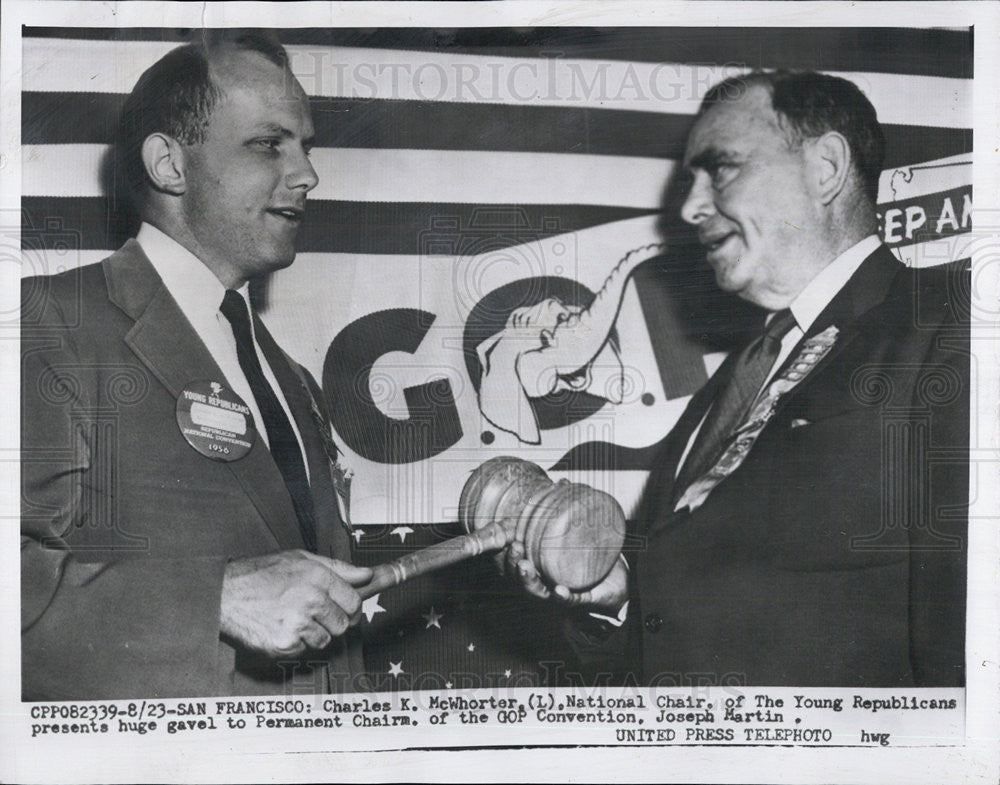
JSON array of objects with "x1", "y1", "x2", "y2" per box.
[{"x1": 2, "y1": 1, "x2": 998, "y2": 783}]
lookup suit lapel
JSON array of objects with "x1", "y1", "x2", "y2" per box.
[
  {"x1": 808, "y1": 244, "x2": 903, "y2": 339},
  {"x1": 105, "y1": 240, "x2": 305, "y2": 551},
  {"x1": 763, "y1": 244, "x2": 902, "y2": 422}
]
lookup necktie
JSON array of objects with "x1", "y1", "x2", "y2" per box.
[
  {"x1": 220, "y1": 289, "x2": 317, "y2": 551},
  {"x1": 673, "y1": 308, "x2": 797, "y2": 500}
]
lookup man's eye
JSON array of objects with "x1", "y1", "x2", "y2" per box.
[
  {"x1": 710, "y1": 164, "x2": 737, "y2": 187},
  {"x1": 255, "y1": 138, "x2": 281, "y2": 151}
]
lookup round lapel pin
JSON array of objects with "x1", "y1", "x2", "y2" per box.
[{"x1": 176, "y1": 380, "x2": 255, "y2": 461}]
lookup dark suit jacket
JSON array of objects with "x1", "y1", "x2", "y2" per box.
[
  {"x1": 609, "y1": 246, "x2": 967, "y2": 687},
  {"x1": 21, "y1": 240, "x2": 363, "y2": 699}
]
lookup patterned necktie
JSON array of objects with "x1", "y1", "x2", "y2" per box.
[
  {"x1": 673, "y1": 308, "x2": 797, "y2": 500},
  {"x1": 220, "y1": 289, "x2": 317, "y2": 551}
]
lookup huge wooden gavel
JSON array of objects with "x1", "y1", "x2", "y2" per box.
[{"x1": 358, "y1": 457, "x2": 626, "y2": 599}]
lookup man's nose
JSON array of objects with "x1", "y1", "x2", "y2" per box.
[
  {"x1": 287, "y1": 147, "x2": 319, "y2": 193},
  {"x1": 680, "y1": 172, "x2": 713, "y2": 226}
]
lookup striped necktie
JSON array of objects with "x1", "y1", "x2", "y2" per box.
[{"x1": 673, "y1": 308, "x2": 797, "y2": 500}]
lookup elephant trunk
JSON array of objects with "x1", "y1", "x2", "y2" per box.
[{"x1": 518, "y1": 243, "x2": 666, "y2": 399}]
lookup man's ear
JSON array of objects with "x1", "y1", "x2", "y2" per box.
[
  {"x1": 808, "y1": 131, "x2": 852, "y2": 206},
  {"x1": 140, "y1": 133, "x2": 187, "y2": 195}
]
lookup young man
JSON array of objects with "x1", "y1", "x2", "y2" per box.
[{"x1": 22, "y1": 31, "x2": 371, "y2": 699}]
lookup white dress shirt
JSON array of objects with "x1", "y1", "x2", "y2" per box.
[{"x1": 137, "y1": 222, "x2": 309, "y2": 478}]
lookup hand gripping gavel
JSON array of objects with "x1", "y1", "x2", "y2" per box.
[{"x1": 358, "y1": 456, "x2": 626, "y2": 599}]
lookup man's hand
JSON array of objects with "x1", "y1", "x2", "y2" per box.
[
  {"x1": 220, "y1": 551, "x2": 373, "y2": 658},
  {"x1": 503, "y1": 540, "x2": 628, "y2": 614}
]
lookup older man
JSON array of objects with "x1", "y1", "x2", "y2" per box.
[
  {"x1": 520, "y1": 71, "x2": 968, "y2": 687},
  {"x1": 22, "y1": 31, "x2": 371, "y2": 699}
]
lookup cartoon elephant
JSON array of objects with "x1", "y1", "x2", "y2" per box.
[{"x1": 475, "y1": 243, "x2": 664, "y2": 444}]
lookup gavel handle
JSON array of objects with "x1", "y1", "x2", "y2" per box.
[{"x1": 357, "y1": 521, "x2": 511, "y2": 600}]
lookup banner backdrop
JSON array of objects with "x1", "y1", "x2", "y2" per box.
[{"x1": 21, "y1": 27, "x2": 973, "y2": 686}]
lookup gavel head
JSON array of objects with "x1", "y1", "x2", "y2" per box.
[{"x1": 458, "y1": 456, "x2": 626, "y2": 590}]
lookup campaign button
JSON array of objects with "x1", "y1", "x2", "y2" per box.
[{"x1": 176, "y1": 380, "x2": 255, "y2": 462}]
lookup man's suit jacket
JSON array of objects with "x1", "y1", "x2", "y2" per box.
[
  {"x1": 21, "y1": 240, "x2": 363, "y2": 699},
  {"x1": 626, "y1": 245, "x2": 968, "y2": 687}
]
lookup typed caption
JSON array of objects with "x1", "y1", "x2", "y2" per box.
[{"x1": 22, "y1": 687, "x2": 963, "y2": 749}]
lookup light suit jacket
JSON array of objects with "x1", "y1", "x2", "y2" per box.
[{"x1": 22, "y1": 240, "x2": 363, "y2": 699}]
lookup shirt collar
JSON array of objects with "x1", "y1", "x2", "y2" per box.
[
  {"x1": 787, "y1": 234, "x2": 881, "y2": 333},
  {"x1": 136, "y1": 222, "x2": 250, "y2": 316}
]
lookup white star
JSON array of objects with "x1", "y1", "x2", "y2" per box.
[
  {"x1": 388, "y1": 660, "x2": 404, "y2": 677},
  {"x1": 467, "y1": 642, "x2": 475, "y2": 652},
  {"x1": 423, "y1": 607, "x2": 443, "y2": 629},
  {"x1": 390, "y1": 526, "x2": 414, "y2": 543},
  {"x1": 361, "y1": 594, "x2": 386, "y2": 622},
  {"x1": 445, "y1": 681, "x2": 453, "y2": 689},
  {"x1": 504, "y1": 669, "x2": 512, "y2": 678},
  {"x1": 351, "y1": 529, "x2": 364, "y2": 544}
]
